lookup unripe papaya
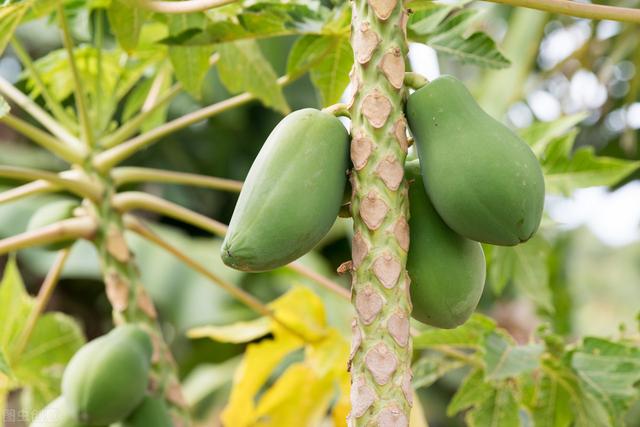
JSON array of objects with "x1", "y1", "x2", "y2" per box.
[
  {"x1": 62, "y1": 325, "x2": 153, "y2": 425},
  {"x1": 112, "y1": 396, "x2": 173, "y2": 427},
  {"x1": 31, "y1": 397, "x2": 104, "y2": 427},
  {"x1": 222, "y1": 108, "x2": 349, "y2": 272},
  {"x1": 27, "y1": 200, "x2": 80, "y2": 251},
  {"x1": 406, "y1": 161, "x2": 486, "y2": 328},
  {"x1": 406, "y1": 75, "x2": 545, "y2": 246}
]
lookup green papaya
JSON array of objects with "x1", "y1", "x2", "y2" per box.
[
  {"x1": 28, "y1": 200, "x2": 80, "y2": 251},
  {"x1": 31, "y1": 397, "x2": 104, "y2": 427},
  {"x1": 406, "y1": 75, "x2": 545, "y2": 246},
  {"x1": 62, "y1": 325, "x2": 153, "y2": 425},
  {"x1": 406, "y1": 161, "x2": 486, "y2": 328},
  {"x1": 222, "y1": 108, "x2": 349, "y2": 272},
  {"x1": 112, "y1": 396, "x2": 173, "y2": 427}
]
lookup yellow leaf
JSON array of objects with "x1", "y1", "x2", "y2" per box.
[
  {"x1": 187, "y1": 317, "x2": 270, "y2": 344},
  {"x1": 410, "y1": 392, "x2": 429, "y2": 427},
  {"x1": 221, "y1": 335, "x2": 302, "y2": 427},
  {"x1": 254, "y1": 363, "x2": 335, "y2": 427},
  {"x1": 307, "y1": 329, "x2": 349, "y2": 376},
  {"x1": 331, "y1": 369, "x2": 350, "y2": 427},
  {"x1": 269, "y1": 286, "x2": 327, "y2": 341}
]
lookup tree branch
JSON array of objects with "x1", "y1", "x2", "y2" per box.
[
  {"x1": 0, "y1": 181, "x2": 58, "y2": 205},
  {"x1": 112, "y1": 191, "x2": 228, "y2": 236},
  {"x1": 137, "y1": 0, "x2": 238, "y2": 14},
  {"x1": 112, "y1": 167, "x2": 243, "y2": 192},
  {"x1": 0, "y1": 166, "x2": 101, "y2": 200},
  {"x1": 483, "y1": 0, "x2": 640, "y2": 23},
  {"x1": 0, "y1": 217, "x2": 96, "y2": 255},
  {"x1": 58, "y1": 4, "x2": 95, "y2": 148},
  {"x1": 1, "y1": 115, "x2": 84, "y2": 163},
  {"x1": 0, "y1": 76, "x2": 86, "y2": 153},
  {"x1": 123, "y1": 215, "x2": 312, "y2": 341},
  {"x1": 93, "y1": 75, "x2": 292, "y2": 171},
  {"x1": 14, "y1": 249, "x2": 71, "y2": 356}
]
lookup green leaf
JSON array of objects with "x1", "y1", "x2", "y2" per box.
[
  {"x1": 413, "y1": 314, "x2": 496, "y2": 349},
  {"x1": 447, "y1": 369, "x2": 494, "y2": 416},
  {"x1": 168, "y1": 14, "x2": 214, "y2": 99},
  {"x1": 530, "y1": 369, "x2": 573, "y2": 427},
  {"x1": 408, "y1": 3, "x2": 461, "y2": 35},
  {"x1": 542, "y1": 133, "x2": 640, "y2": 195},
  {"x1": 0, "y1": 95, "x2": 9, "y2": 118},
  {"x1": 107, "y1": 0, "x2": 147, "y2": 53},
  {"x1": 16, "y1": 312, "x2": 85, "y2": 413},
  {"x1": 217, "y1": 40, "x2": 289, "y2": 114},
  {"x1": 467, "y1": 385, "x2": 521, "y2": 427},
  {"x1": 571, "y1": 337, "x2": 640, "y2": 421},
  {"x1": 412, "y1": 353, "x2": 465, "y2": 389},
  {"x1": 520, "y1": 113, "x2": 588, "y2": 156},
  {"x1": 308, "y1": 36, "x2": 352, "y2": 106},
  {"x1": 0, "y1": 349, "x2": 11, "y2": 378},
  {"x1": 429, "y1": 32, "x2": 511, "y2": 69},
  {"x1": 484, "y1": 332, "x2": 543, "y2": 380},
  {"x1": 488, "y1": 235, "x2": 552, "y2": 313},
  {"x1": 0, "y1": 3, "x2": 28, "y2": 56},
  {"x1": 287, "y1": 35, "x2": 334, "y2": 78},
  {"x1": 0, "y1": 258, "x2": 33, "y2": 351}
]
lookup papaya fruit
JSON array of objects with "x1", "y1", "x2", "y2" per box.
[
  {"x1": 406, "y1": 75, "x2": 545, "y2": 246},
  {"x1": 406, "y1": 161, "x2": 486, "y2": 328},
  {"x1": 27, "y1": 200, "x2": 80, "y2": 251},
  {"x1": 31, "y1": 397, "x2": 104, "y2": 427},
  {"x1": 221, "y1": 108, "x2": 349, "y2": 272},
  {"x1": 112, "y1": 396, "x2": 173, "y2": 427},
  {"x1": 62, "y1": 325, "x2": 153, "y2": 425}
]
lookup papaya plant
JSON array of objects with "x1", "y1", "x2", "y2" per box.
[{"x1": 0, "y1": 0, "x2": 640, "y2": 426}]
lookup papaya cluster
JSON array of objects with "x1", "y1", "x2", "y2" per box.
[
  {"x1": 221, "y1": 76, "x2": 544, "y2": 329},
  {"x1": 32, "y1": 325, "x2": 173, "y2": 427}
]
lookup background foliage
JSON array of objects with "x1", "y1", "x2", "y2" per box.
[{"x1": 0, "y1": 0, "x2": 639, "y2": 425}]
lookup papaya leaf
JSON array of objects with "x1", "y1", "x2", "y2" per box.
[
  {"x1": 488, "y1": 235, "x2": 552, "y2": 313},
  {"x1": 412, "y1": 352, "x2": 465, "y2": 389},
  {"x1": 308, "y1": 36, "x2": 353, "y2": 107},
  {"x1": 187, "y1": 317, "x2": 271, "y2": 344},
  {"x1": 427, "y1": 8, "x2": 479, "y2": 43},
  {"x1": 429, "y1": 32, "x2": 510, "y2": 69},
  {"x1": 107, "y1": 0, "x2": 147, "y2": 53},
  {"x1": 408, "y1": 0, "x2": 473, "y2": 35},
  {"x1": 217, "y1": 39, "x2": 289, "y2": 114},
  {"x1": 162, "y1": 2, "x2": 326, "y2": 46},
  {"x1": 0, "y1": 96, "x2": 9, "y2": 118},
  {"x1": 0, "y1": 2, "x2": 28, "y2": 56},
  {"x1": 447, "y1": 369, "x2": 494, "y2": 416},
  {"x1": 168, "y1": 14, "x2": 214, "y2": 99},
  {"x1": 254, "y1": 363, "x2": 335, "y2": 426},
  {"x1": 520, "y1": 113, "x2": 588, "y2": 156},
  {"x1": 571, "y1": 337, "x2": 640, "y2": 422},
  {"x1": 541, "y1": 133, "x2": 640, "y2": 195},
  {"x1": 466, "y1": 384, "x2": 522, "y2": 427},
  {"x1": 0, "y1": 259, "x2": 84, "y2": 414},
  {"x1": 287, "y1": 34, "x2": 335, "y2": 78},
  {"x1": 0, "y1": 349, "x2": 10, "y2": 378},
  {"x1": 484, "y1": 332, "x2": 543, "y2": 380},
  {"x1": 413, "y1": 314, "x2": 496, "y2": 348}
]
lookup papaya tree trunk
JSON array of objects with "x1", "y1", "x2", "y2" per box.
[
  {"x1": 86, "y1": 172, "x2": 190, "y2": 426},
  {"x1": 348, "y1": 0, "x2": 412, "y2": 424}
]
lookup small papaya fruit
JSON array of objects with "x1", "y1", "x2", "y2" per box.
[
  {"x1": 406, "y1": 161, "x2": 486, "y2": 328},
  {"x1": 406, "y1": 75, "x2": 545, "y2": 246},
  {"x1": 112, "y1": 396, "x2": 173, "y2": 427},
  {"x1": 62, "y1": 325, "x2": 153, "y2": 425},
  {"x1": 27, "y1": 200, "x2": 80, "y2": 251},
  {"x1": 31, "y1": 397, "x2": 104, "y2": 427},
  {"x1": 222, "y1": 108, "x2": 349, "y2": 272}
]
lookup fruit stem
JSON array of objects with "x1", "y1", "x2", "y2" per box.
[
  {"x1": 323, "y1": 103, "x2": 351, "y2": 118},
  {"x1": 348, "y1": 0, "x2": 413, "y2": 424},
  {"x1": 404, "y1": 72, "x2": 429, "y2": 91}
]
